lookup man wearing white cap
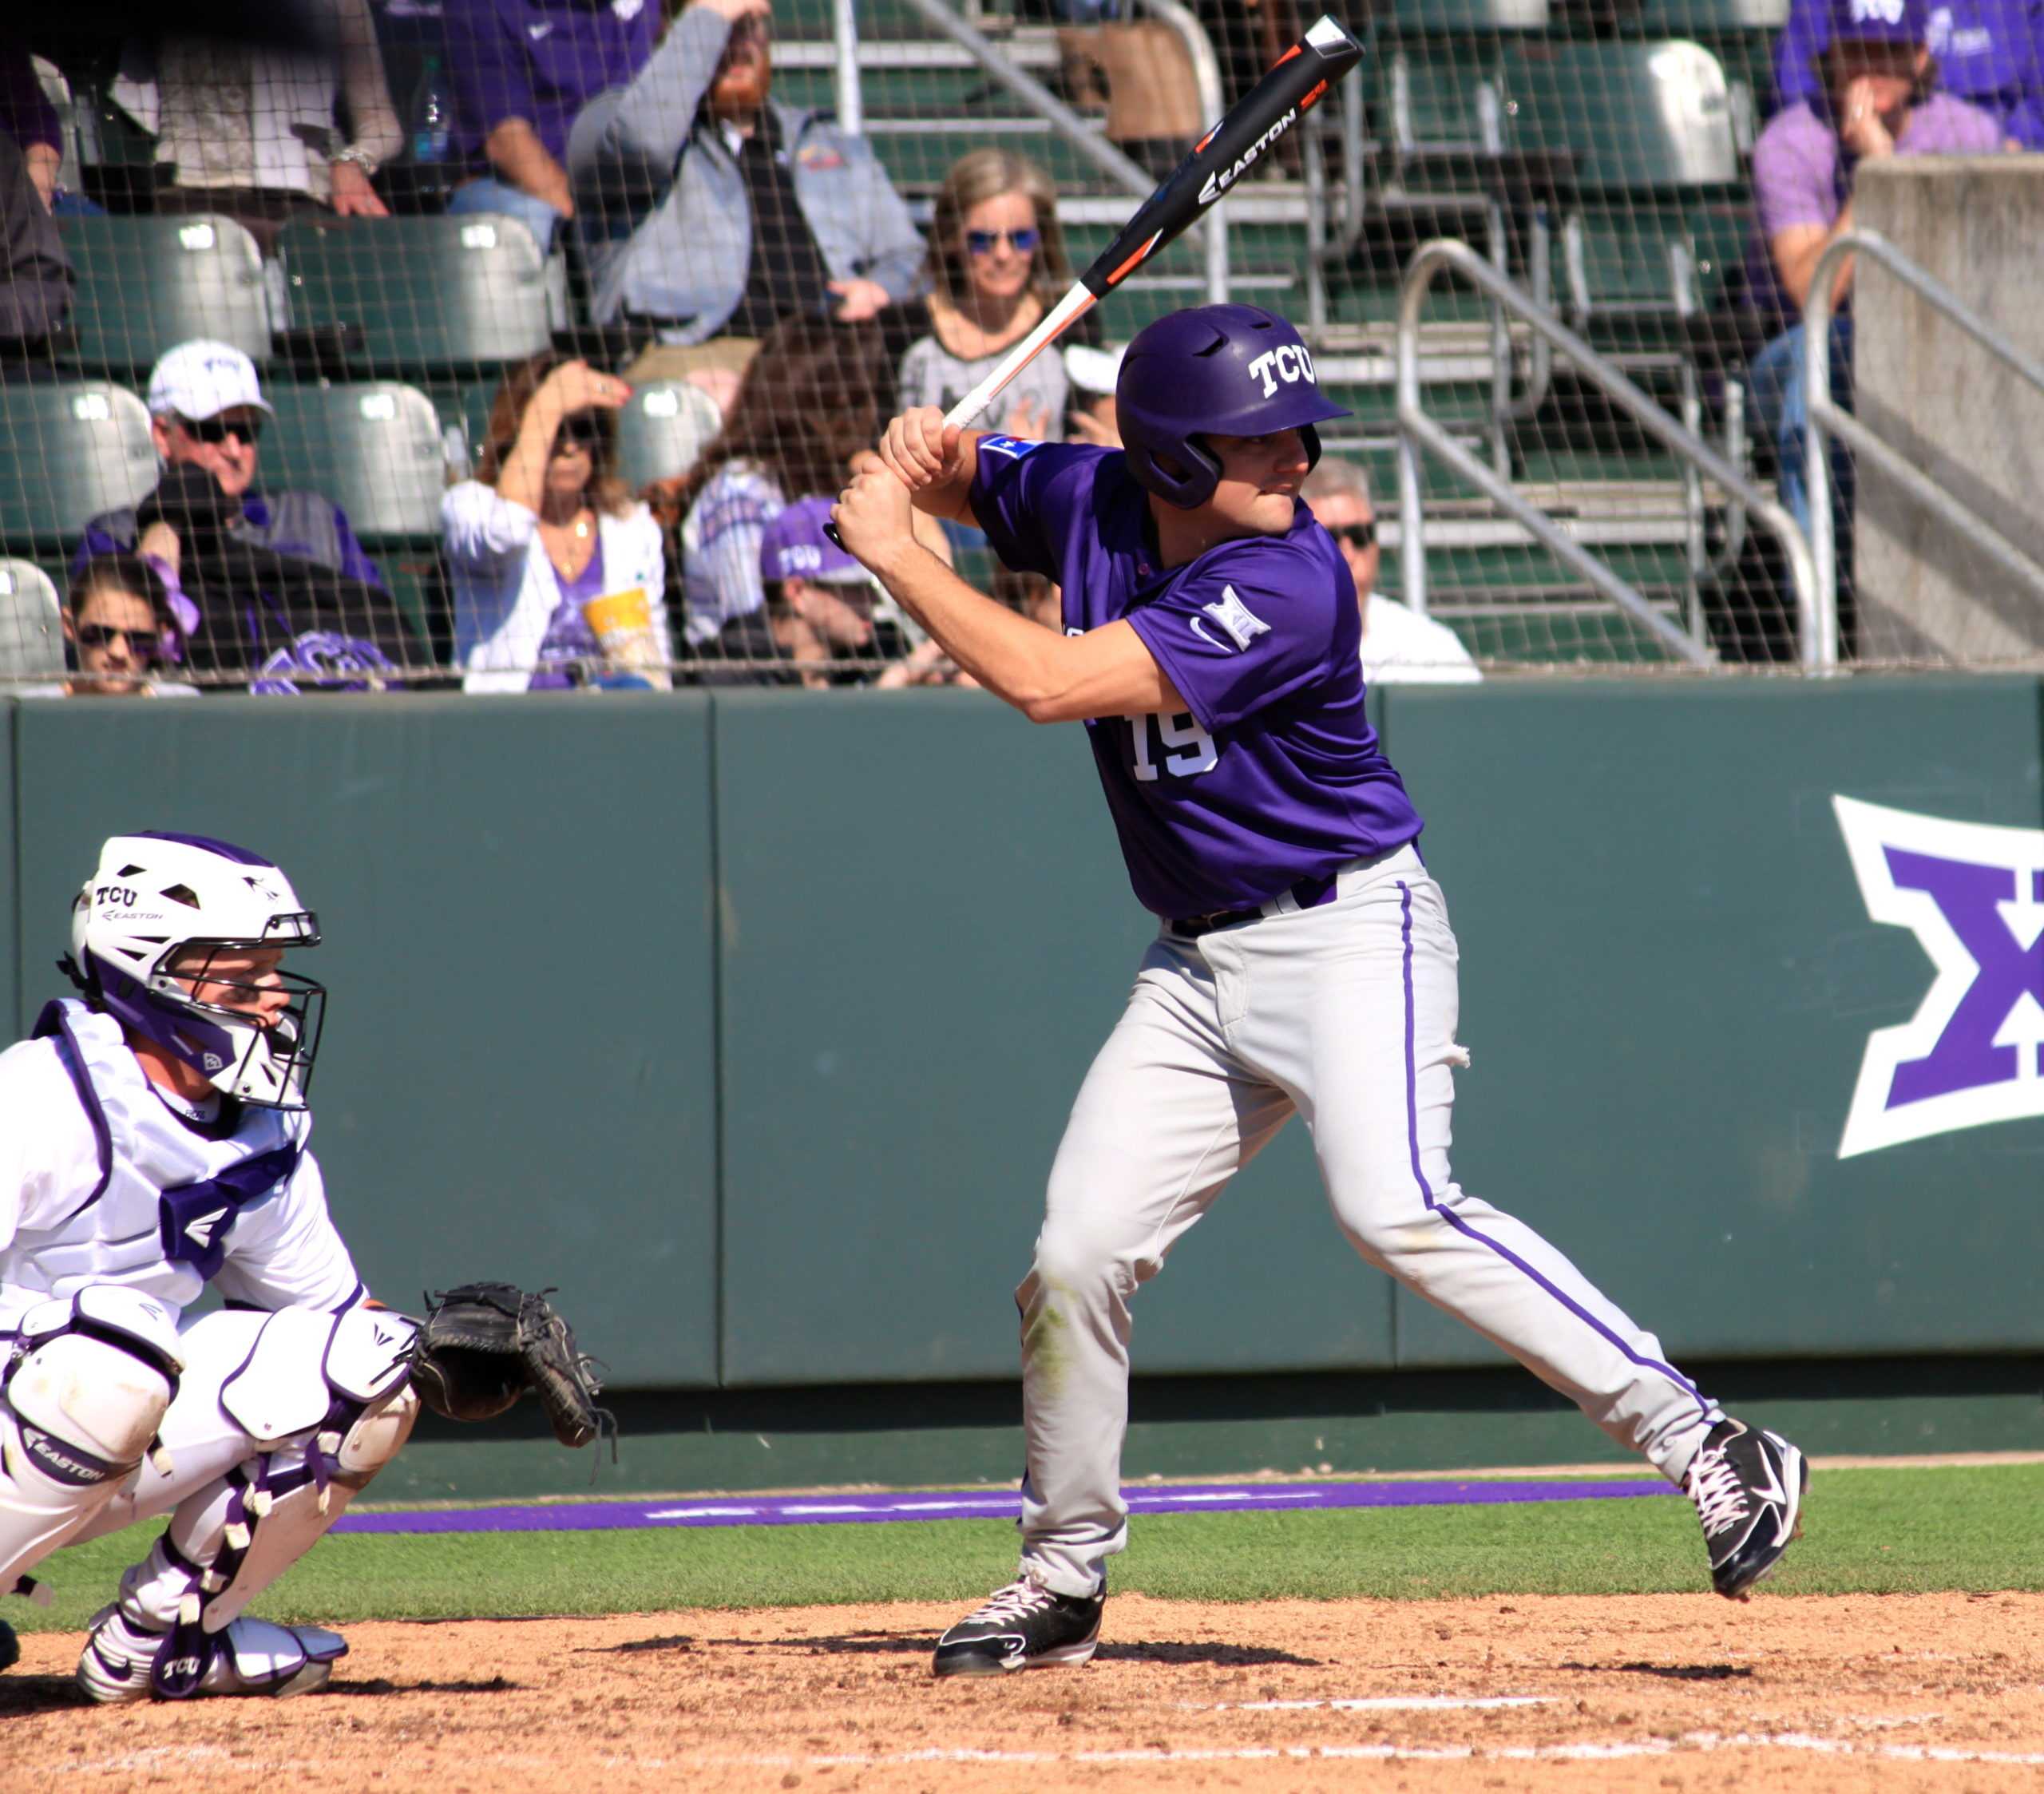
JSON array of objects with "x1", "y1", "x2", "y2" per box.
[
  {"x1": 75, "y1": 340, "x2": 390, "y2": 602},
  {"x1": 71, "y1": 341, "x2": 416, "y2": 689}
]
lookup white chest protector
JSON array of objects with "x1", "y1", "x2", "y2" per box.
[{"x1": 0, "y1": 1001, "x2": 320, "y2": 1329}]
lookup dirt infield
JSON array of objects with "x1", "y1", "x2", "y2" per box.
[{"x1": 7, "y1": 1593, "x2": 2044, "y2": 1791}]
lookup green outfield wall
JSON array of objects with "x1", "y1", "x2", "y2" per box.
[{"x1": 4, "y1": 678, "x2": 2040, "y2": 1401}]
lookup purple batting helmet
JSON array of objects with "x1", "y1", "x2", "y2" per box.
[{"x1": 1115, "y1": 304, "x2": 1350, "y2": 509}]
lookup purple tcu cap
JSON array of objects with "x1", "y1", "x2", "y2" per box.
[
  {"x1": 761, "y1": 497, "x2": 877, "y2": 587},
  {"x1": 1829, "y1": 0, "x2": 1928, "y2": 46}
]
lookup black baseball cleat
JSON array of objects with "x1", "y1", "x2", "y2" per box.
[
  {"x1": 1685, "y1": 1419, "x2": 1808, "y2": 1600},
  {"x1": 933, "y1": 1573, "x2": 1104, "y2": 1677},
  {"x1": 0, "y1": 1617, "x2": 17, "y2": 1674}
]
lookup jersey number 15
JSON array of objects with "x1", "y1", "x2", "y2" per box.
[{"x1": 1127, "y1": 712, "x2": 1218, "y2": 782}]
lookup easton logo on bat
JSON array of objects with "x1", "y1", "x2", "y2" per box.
[{"x1": 1197, "y1": 104, "x2": 1306, "y2": 207}]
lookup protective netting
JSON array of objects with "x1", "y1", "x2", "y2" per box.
[{"x1": 2, "y1": 0, "x2": 2039, "y2": 693}]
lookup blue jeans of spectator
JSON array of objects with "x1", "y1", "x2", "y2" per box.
[
  {"x1": 448, "y1": 176, "x2": 561, "y2": 255},
  {"x1": 1749, "y1": 318, "x2": 1853, "y2": 548}
]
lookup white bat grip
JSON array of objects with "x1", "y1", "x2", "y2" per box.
[{"x1": 941, "y1": 284, "x2": 1101, "y2": 430}]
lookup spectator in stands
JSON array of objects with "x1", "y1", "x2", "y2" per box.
[
  {"x1": 1749, "y1": 0, "x2": 2006, "y2": 545},
  {"x1": 57, "y1": 554, "x2": 198, "y2": 698},
  {"x1": 568, "y1": 0, "x2": 924, "y2": 386},
  {"x1": 442, "y1": 353, "x2": 671, "y2": 692},
  {"x1": 77, "y1": 340, "x2": 418, "y2": 689},
  {"x1": 701, "y1": 494, "x2": 914, "y2": 684},
  {"x1": 441, "y1": 0, "x2": 660, "y2": 254},
  {"x1": 1303, "y1": 458, "x2": 1480, "y2": 686},
  {"x1": 1, "y1": 40, "x2": 65, "y2": 211},
  {"x1": 660, "y1": 315, "x2": 895, "y2": 650},
  {"x1": 113, "y1": 0, "x2": 402, "y2": 251},
  {"x1": 0, "y1": 129, "x2": 70, "y2": 374},
  {"x1": 898, "y1": 150, "x2": 1079, "y2": 441},
  {"x1": 1775, "y1": 0, "x2": 2044, "y2": 146},
  {"x1": 78, "y1": 340, "x2": 390, "y2": 594}
]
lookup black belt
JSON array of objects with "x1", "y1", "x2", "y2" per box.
[{"x1": 1169, "y1": 867, "x2": 1342, "y2": 939}]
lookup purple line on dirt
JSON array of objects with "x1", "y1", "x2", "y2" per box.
[{"x1": 337, "y1": 1476, "x2": 1671, "y2": 1535}]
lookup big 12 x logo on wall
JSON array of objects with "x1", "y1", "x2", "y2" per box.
[{"x1": 1833, "y1": 796, "x2": 2044, "y2": 1158}]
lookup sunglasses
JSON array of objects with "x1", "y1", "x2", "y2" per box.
[
  {"x1": 553, "y1": 414, "x2": 607, "y2": 453},
  {"x1": 181, "y1": 414, "x2": 263, "y2": 446},
  {"x1": 1331, "y1": 521, "x2": 1377, "y2": 550},
  {"x1": 965, "y1": 227, "x2": 1040, "y2": 258},
  {"x1": 76, "y1": 621, "x2": 165, "y2": 659}
]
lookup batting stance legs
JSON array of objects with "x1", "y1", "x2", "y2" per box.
[{"x1": 1016, "y1": 847, "x2": 1720, "y2": 1598}]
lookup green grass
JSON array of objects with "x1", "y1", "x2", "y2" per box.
[{"x1": 12, "y1": 1464, "x2": 2042, "y2": 1637}]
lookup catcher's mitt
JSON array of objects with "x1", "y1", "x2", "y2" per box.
[{"x1": 409, "y1": 1282, "x2": 616, "y2": 1454}]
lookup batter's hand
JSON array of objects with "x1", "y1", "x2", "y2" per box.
[
  {"x1": 833, "y1": 459, "x2": 918, "y2": 571},
  {"x1": 878, "y1": 407, "x2": 966, "y2": 494}
]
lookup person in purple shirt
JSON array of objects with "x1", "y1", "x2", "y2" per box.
[
  {"x1": 1748, "y1": 0, "x2": 2006, "y2": 566},
  {"x1": 1775, "y1": 0, "x2": 2044, "y2": 145},
  {"x1": 442, "y1": 0, "x2": 660, "y2": 253},
  {"x1": 833, "y1": 303, "x2": 1809, "y2": 1678}
]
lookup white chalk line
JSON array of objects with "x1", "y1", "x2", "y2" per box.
[
  {"x1": 725, "y1": 1736, "x2": 2044, "y2": 1768},
  {"x1": 1182, "y1": 1694, "x2": 1551, "y2": 1713},
  {"x1": 41, "y1": 1716, "x2": 2044, "y2": 1779}
]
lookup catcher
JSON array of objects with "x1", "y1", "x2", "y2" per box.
[{"x1": 0, "y1": 832, "x2": 606, "y2": 1703}]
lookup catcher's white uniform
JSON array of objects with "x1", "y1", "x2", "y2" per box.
[{"x1": 0, "y1": 834, "x2": 418, "y2": 1701}]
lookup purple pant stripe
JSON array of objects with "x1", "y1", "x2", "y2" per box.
[{"x1": 1396, "y1": 881, "x2": 1709, "y2": 1415}]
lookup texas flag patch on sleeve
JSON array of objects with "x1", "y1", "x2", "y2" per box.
[{"x1": 976, "y1": 434, "x2": 1040, "y2": 461}]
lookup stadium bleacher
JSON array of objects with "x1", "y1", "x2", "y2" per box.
[{"x1": 12, "y1": 0, "x2": 1842, "y2": 677}]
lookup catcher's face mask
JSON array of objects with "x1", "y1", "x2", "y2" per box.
[{"x1": 68, "y1": 830, "x2": 327, "y2": 1109}]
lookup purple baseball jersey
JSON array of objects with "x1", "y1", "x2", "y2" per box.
[{"x1": 970, "y1": 438, "x2": 1424, "y2": 920}]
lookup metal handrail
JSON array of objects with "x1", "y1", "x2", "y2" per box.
[
  {"x1": 1397, "y1": 237, "x2": 1825, "y2": 669},
  {"x1": 895, "y1": 0, "x2": 1229, "y2": 303},
  {"x1": 1804, "y1": 226, "x2": 2044, "y2": 655},
  {"x1": 832, "y1": 0, "x2": 862, "y2": 135}
]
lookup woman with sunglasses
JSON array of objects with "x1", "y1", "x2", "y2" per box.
[
  {"x1": 53, "y1": 555, "x2": 200, "y2": 699},
  {"x1": 897, "y1": 150, "x2": 1087, "y2": 444},
  {"x1": 442, "y1": 354, "x2": 671, "y2": 692}
]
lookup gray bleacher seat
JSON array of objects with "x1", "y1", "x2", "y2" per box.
[
  {"x1": 277, "y1": 216, "x2": 555, "y2": 373},
  {"x1": 1502, "y1": 40, "x2": 1741, "y2": 327},
  {"x1": 615, "y1": 382, "x2": 724, "y2": 490},
  {"x1": 0, "y1": 560, "x2": 65, "y2": 681},
  {"x1": 58, "y1": 215, "x2": 271, "y2": 375},
  {"x1": 1634, "y1": 1, "x2": 1790, "y2": 27},
  {"x1": 264, "y1": 382, "x2": 448, "y2": 541},
  {"x1": 1508, "y1": 39, "x2": 1740, "y2": 193},
  {"x1": 0, "y1": 384, "x2": 159, "y2": 552}
]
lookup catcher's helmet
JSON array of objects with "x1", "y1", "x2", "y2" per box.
[
  {"x1": 1115, "y1": 303, "x2": 1350, "y2": 509},
  {"x1": 65, "y1": 831, "x2": 324, "y2": 1108}
]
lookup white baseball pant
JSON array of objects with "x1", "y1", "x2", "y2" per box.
[{"x1": 1016, "y1": 842, "x2": 1721, "y2": 1598}]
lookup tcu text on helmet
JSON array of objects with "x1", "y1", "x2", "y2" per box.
[{"x1": 1246, "y1": 343, "x2": 1319, "y2": 400}]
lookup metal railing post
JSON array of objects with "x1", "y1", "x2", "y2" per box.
[
  {"x1": 1397, "y1": 238, "x2": 1824, "y2": 667},
  {"x1": 832, "y1": 0, "x2": 862, "y2": 135}
]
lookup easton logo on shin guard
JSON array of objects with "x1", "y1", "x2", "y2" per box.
[{"x1": 22, "y1": 1424, "x2": 121, "y2": 1487}]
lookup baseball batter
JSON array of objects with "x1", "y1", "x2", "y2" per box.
[
  {"x1": 0, "y1": 832, "x2": 419, "y2": 1701},
  {"x1": 831, "y1": 304, "x2": 1808, "y2": 1678}
]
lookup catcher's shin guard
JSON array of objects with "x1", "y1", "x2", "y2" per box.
[
  {"x1": 78, "y1": 1305, "x2": 417, "y2": 1704},
  {"x1": 0, "y1": 1289, "x2": 182, "y2": 1592}
]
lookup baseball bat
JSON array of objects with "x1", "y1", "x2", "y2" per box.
[{"x1": 827, "y1": 13, "x2": 1364, "y2": 545}]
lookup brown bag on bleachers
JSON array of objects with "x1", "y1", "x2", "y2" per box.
[{"x1": 1057, "y1": 21, "x2": 1204, "y2": 159}]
